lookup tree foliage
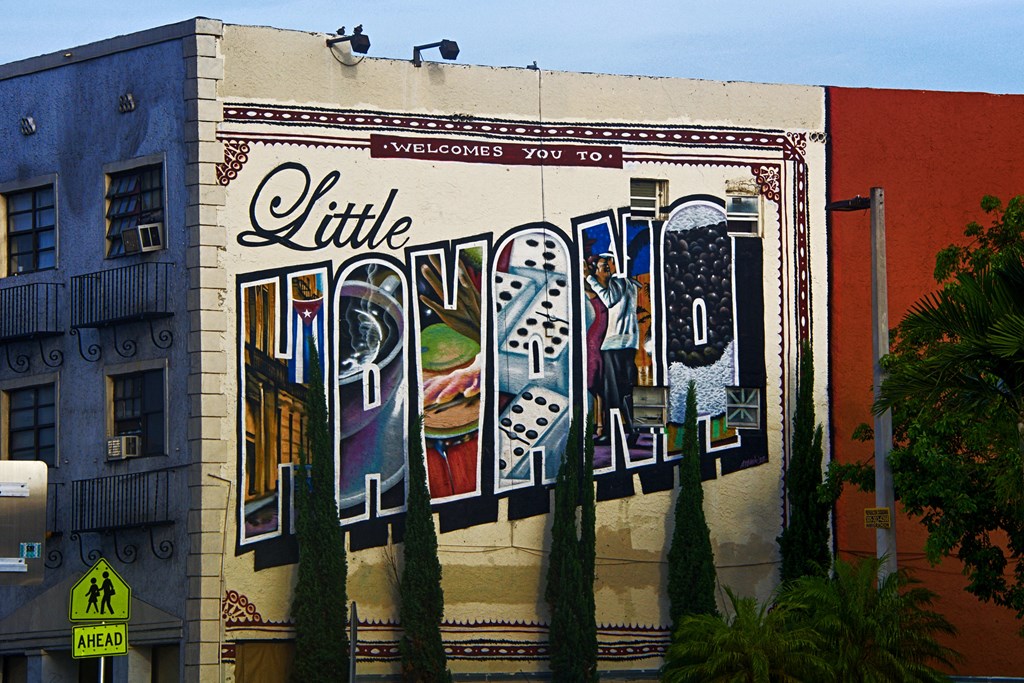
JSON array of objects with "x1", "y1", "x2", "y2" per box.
[
  {"x1": 399, "y1": 416, "x2": 451, "y2": 682},
  {"x1": 291, "y1": 347, "x2": 349, "y2": 683},
  {"x1": 662, "y1": 587, "x2": 831, "y2": 683},
  {"x1": 579, "y1": 416, "x2": 598, "y2": 678},
  {"x1": 545, "y1": 417, "x2": 598, "y2": 682},
  {"x1": 778, "y1": 340, "x2": 830, "y2": 582},
  {"x1": 828, "y1": 195, "x2": 1024, "y2": 623},
  {"x1": 786, "y1": 557, "x2": 960, "y2": 683},
  {"x1": 667, "y1": 381, "x2": 719, "y2": 632},
  {"x1": 663, "y1": 558, "x2": 959, "y2": 683}
]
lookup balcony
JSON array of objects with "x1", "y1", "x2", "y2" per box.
[
  {"x1": 70, "y1": 262, "x2": 172, "y2": 327},
  {"x1": 0, "y1": 281, "x2": 63, "y2": 371},
  {"x1": 69, "y1": 467, "x2": 177, "y2": 564},
  {"x1": 69, "y1": 262, "x2": 174, "y2": 360},
  {"x1": 0, "y1": 282, "x2": 61, "y2": 341}
]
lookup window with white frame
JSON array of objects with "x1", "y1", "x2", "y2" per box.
[
  {"x1": 630, "y1": 178, "x2": 668, "y2": 219},
  {"x1": 726, "y1": 194, "x2": 760, "y2": 234},
  {"x1": 110, "y1": 368, "x2": 165, "y2": 457},
  {"x1": 105, "y1": 163, "x2": 164, "y2": 257},
  {"x1": 4, "y1": 184, "x2": 55, "y2": 274},
  {"x1": 5, "y1": 382, "x2": 56, "y2": 466}
]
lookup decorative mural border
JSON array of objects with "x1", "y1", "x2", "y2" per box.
[
  {"x1": 222, "y1": 107, "x2": 816, "y2": 571},
  {"x1": 216, "y1": 105, "x2": 812, "y2": 346},
  {"x1": 222, "y1": 628, "x2": 667, "y2": 664},
  {"x1": 221, "y1": 592, "x2": 669, "y2": 664},
  {"x1": 216, "y1": 135, "x2": 810, "y2": 345},
  {"x1": 222, "y1": 103, "x2": 807, "y2": 158}
]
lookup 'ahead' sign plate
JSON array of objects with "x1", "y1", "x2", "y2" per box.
[{"x1": 72, "y1": 623, "x2": 128, "y2": 659}]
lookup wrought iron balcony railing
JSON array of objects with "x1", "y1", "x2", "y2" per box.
[
  {"x1": 69, "y1": 467, "x2": 177, "y2": 564},
  {"x1": 70, "y1": 262, "x2": 172, "y2": 328},
  {"x1": 71, "y1": 467, "x2": 176, "y2": 533},
  {"x1": 0, "y1": 281, "x2": 61, "y2": 341}
]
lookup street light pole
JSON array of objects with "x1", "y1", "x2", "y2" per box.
[
  {"x1": 826, "y1": 187, "x2": 897, "y2": 584},
  {"x1": 869, "y1": 187, "x2": 897, "y2": 582}
]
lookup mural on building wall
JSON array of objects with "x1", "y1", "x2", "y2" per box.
[
  {"x1": 226, "y1": 105, "x2": 811, "y2": 549},
  {"x1": 662, "y1": 200, "x2": 741, "y2": 454},
  {"x1": 493, "y1": 227, "x2": 574, "y2": 490},
  {"x1": 335, "y1": 259, "x2": 408, "y2": 522},
  {"x1": 577, "y1": 212, "x2": 657, "y2": 469},
  {"x1": 240, "y1": 269, "x2": 326, "y2": 541},
  {"x1": 413, "y1": 244, "x2": 487, "y2": 500}
]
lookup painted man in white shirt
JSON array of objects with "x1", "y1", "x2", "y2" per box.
[{"x1": 585, "y1": 253, "x2": 640, "y2": 446}]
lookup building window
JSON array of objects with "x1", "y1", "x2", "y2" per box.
[
  {"x1": 725, "y1": 387, "x2": 761, "y2": 429},
  {"x1": 630, "y1": 178, "x2": 668, "y2": 219},
  {"x1": 106, "y1": 164, "x2": 163, "y2": 257},
  {"x1": 4, "y1": 185, "x2": 55, "y2": 274},
  {"x1": 7, "y1": 383, "x2": 56, "y2": 466},
  {"x1": 726, "y1": 194, "x2": 760, "y2": 234},
  {"x1": 111, "y1": 369, "x2": 164, "y2": 456}
]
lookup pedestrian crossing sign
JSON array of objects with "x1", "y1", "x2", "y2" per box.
[{"x1": 69, "y1": 558, "x2": 131, "y2": 622}]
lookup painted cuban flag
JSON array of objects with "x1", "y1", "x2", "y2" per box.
[{"x1": 289, "y1": 297, "x2": 324, "y2": 384}]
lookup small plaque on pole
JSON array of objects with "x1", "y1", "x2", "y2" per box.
[{"x1": 864, "y1": 507, "x2": 892, "y2": 529}]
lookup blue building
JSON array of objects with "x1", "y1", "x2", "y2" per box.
[{"x1": 0, "y1": 19, "x2": 224, "y2": 682}]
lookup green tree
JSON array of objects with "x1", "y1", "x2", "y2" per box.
[
  {"x1": 399, "y1": 416, "x2": 451, "y2": 682},
  {"x1": 667, "y1": 381, "x2": 719, "y2": 632},
  {"x1": 663, "y1": 558, "x2": 959, "y2": 683},
  {"x1": 785, "y1": 557, "x2": 960, "y2": 683},
  {"x1": 830, "y1": 195, "x2": 1024, "y2": 622},
  {"x1": 778, "y1": 340, "x2": 830, "y2": 582},
  {"x1": 579, "y1": 416, "x2": 598, "y2": 680},
  {"x1": 545, "y1": 417, "x2": 596, "y2": 682},
  {"x1": 662, "y1": 587, "x2": 832, "y2": 683},
  {"x1": 291, "y1": 347, "x2": 349, "y2": 683}
]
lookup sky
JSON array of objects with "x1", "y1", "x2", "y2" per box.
[{"x1": 1, "y1": 1, "x2": 1021, "y2": 94}]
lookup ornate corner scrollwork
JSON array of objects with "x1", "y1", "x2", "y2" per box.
[
  {"x1": 70, "y1": 532, "x2": 103, "y2": 566},
  {"x1": 70, "y1": 328, "x2": 101, "y2": 362},
  {"x1": 150, "y1": 528, "x2": 174, "y2": 560},
  {"x1": 41, "y1": 341, "x2": 63, "y2": 368},
  {"x1": 113, "y1": 327, "x2": 138, "y2": 358},
  {"x1": 784, "y1": 132, "x2": 807, "y2": 160},
  {"x1": 217, "y1": 140, "x2": 251, "y2": 186},
  {"x1": 754, "y1": 165, "x2": 782, "y2": 204},
  {"x1": 4, "y1": 344, "x2": 30, "y2": 373},
  {"x1": 112, "y1": 530, "x2": 138, "y2": 564},
  {"x1": 222, "y1": 590, "x2": 265, "y2": 626},
  {"x1": 150, "y1": 321, "x2": 173, "y2": 350},
  {"x1": 45, "y1": 547, "x2": 64, "y2": 569}
]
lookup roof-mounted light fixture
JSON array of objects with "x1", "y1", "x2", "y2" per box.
[
  {"x1": 412, "y1": 39, "x2": 459, "y2": 67},
  {"x1": 326, "y1": 25, "x2": 370, "y2": 54}
]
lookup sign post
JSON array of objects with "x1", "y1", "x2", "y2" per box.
[{"x1": 69, "y1": 558, "x2": 132, "y2": 679}]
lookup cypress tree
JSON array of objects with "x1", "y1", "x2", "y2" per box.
[
  {"x1": 545, "y1": 418, "x2": 591, "y2": 682},
  {"x1": 667, "y1": 381, "x2": 719, "y2": 633},
  {"x1": 291, "y1": 346, "x2": 349, "y2": 683},
  {"x1": 579, "y1": 416, "x2": 598, "y2": 681},
  {"x1": 778, "y1": 340, "x2": 830, "y2": 582},
  {"x1": 399, "y1": 415, "x2": 451, "y2": 682}
]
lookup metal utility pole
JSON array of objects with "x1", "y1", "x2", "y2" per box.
[
  {"x1": 826, "y1": 187, "x2": 897, "y2": 584},
  {"x1": 869, "y1": 187, "x2": 897, "y2": 582}
]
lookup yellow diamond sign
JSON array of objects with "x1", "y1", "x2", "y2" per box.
[{"x1": 69, "y1": 558, "x2": 131, "y2": 622}]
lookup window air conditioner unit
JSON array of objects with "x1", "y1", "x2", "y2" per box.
[
  {"x1": 122, "y1": 222, "x2": 164, "y2": 254},
  {"x1": 107, "y1": 435, "x2": 141, "y2": 460}
]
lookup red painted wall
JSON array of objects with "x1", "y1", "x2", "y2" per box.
[{"x1": 828, "y1": 87, "x2": 1024, "y2": 676}]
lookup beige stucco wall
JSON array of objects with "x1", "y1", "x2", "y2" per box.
[
  {"x1": 219, "y1": 25, "x2": 822, "y2": 131},
  {"x1": 214, "y1": 23, "x2": 828, "y2": 679}
]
